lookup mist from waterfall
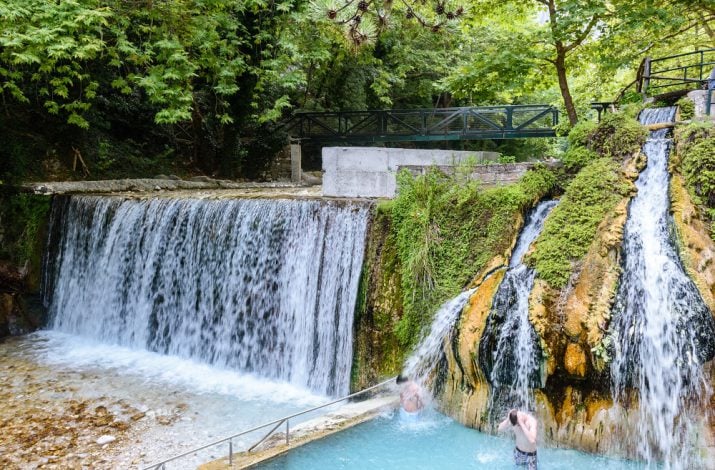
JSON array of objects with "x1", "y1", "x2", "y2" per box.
[
  {"x1": 609, "y1": 107, "x2": 715, "y2": 468},
  {"x1": 43, "y1": 196, "x2": 370, "y2": 397},
  {"x1": 479, "y1": 199, "x2": 558, "y2": 412}
]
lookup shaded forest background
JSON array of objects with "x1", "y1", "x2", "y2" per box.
[{"x1": 0, "y1": 0, "x2": 713, "y2": 182}]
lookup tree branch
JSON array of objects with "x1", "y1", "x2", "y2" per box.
[
  {"x1": 563, "y1": 15, "x2": 599, "y2": 54},
  {"x1": 700, "y1": 12, "x2": 715, "y2": 41}
]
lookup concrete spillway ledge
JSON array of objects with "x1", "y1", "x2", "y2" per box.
[
  {"x1": 20, "y1": 179, "x2": 315, "y2": 195},
  {"x1": 18, "y1": 179, "x2": 331, "y2": 200},
  {"x1": 199, "y1": 395, "x2": 399, "y2": 470}
]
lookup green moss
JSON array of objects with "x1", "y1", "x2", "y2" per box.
[
  {"x1": 528, "y1": 158, "x2": 631, "y2": 288},
  {"x1": 588, "y1": 113, "x2": 648, "y2": 160},
  {"x1": 676, "y1": 121, "x2": 715, "y2": 238},
  {"x1": 676, "y1": 97, "x2": 695, "y2": 121},
  {"x1": 567, "y1": 120, "x2": 597, "y2": 148},
  {"x1": 561, "y1": 146, "x2": 599, "y2": 172},
  {"x1": 389, "y1": 165, "x2": 558, "y2": 349},
  {"x1": 561, "y1": 113, "x2": 646, "y2": 173},
  {"x1": 0, "y1": 192, "x2": 52, "y2": 290},
  {"x1": 351, "y1": 208, "x2": 406, "y2": 390}
]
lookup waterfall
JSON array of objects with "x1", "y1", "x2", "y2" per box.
[
  {"x1": 479, "y1": 200, "x2": 558, "y2": 411},
  {"x1": 402, "y1": 289, "x2": 475, "y2": 387},
  {"x1": 609, "y1": 107, "x2": 715, "y2": 468},
  {"x1": 43, "y1": 195, "x2": 371, "y2": 397}
]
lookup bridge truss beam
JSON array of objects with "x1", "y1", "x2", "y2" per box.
[{"x1": 284, "y1": 105, "x2": 559, "y2": 143}]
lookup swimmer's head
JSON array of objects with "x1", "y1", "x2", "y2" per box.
[{"x1": 509, "y1": 409, "x2": 518, "y2": 426}]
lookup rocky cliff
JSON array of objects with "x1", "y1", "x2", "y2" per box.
[{"x1": 0, "y1": 192, "x2": 50, "y2": 337}]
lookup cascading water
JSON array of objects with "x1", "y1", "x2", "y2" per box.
[
  {"x1": 609, "y1": 107, "x2": 715, "y2": 468},
  {"x1": 43, "y1": 195, "x2": 370, "y2": 397},
  {"x1": 479, "y1": 200, "x2": 558, "y2": 411},
  {"x1": 402, "y1": 289, "x2": 475, "y2": 388}
]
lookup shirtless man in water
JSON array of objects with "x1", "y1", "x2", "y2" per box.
[
  {"x1": 396, "y1": 375, "x2": 424, "y2": 413},
  {"x1": 498, "y1": 409, "x2": 538, "y2": 469}
]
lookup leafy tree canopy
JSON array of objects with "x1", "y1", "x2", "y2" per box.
[{"x1": 0, "y1": 0, "x2": 712, "y2": 179}]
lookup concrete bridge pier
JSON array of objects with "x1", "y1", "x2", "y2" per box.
[{"x1": 290, "y1": 141, "x2": 302, "y2": 183}]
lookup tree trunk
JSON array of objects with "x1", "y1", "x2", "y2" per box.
[
  {"x1": 545, "y1": 0, "x2": 579, "y2": 126},
  {"x1": 555, "y1": 51, "x2": 578, "y2": 126}
]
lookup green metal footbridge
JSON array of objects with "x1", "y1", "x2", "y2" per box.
[{"x1": 284, "y1": 104, "x2": 559, "y2": 143}]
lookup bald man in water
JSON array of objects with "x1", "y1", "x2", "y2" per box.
[
  {"x1": 396, "y1": 375, "x2": 424, "y2": 414},
  {"x1": 498, "y1": 409, "x2": 538, "y2": 469}
]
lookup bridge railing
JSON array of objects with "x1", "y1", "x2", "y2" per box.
[
  {"x1": 640, "y1": 49, "x2": 715, "y2": 95},
  {"x1": 285, "y1": 105, "x2": 558, "y2": 142}
]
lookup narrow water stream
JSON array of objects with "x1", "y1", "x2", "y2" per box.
[{"x1": 479, "y1": 200, "x2": 558, "y2": 412}]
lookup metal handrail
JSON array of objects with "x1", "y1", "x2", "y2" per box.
[
  {"x1": 142, "y1": 376, "x2": 397, "y2": 470},
  {"x1": 649, "y1": 48, "x2": 715, "y2": 64},
  {"x1": 641, "y1": 49, "x2": 715, "y2": 94}
]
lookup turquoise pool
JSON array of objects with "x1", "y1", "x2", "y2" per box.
[{"x1": 257, "y1": 409, "x2": 643, "y2": 469}]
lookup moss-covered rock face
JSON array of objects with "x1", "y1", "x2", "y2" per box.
[
  {"x1": 0, "y1": 192, "x2": 51, "y2": 282},
  {"x1": 529, "y1": 112, "x2": 647, "y2": 289},
  {"x1": 670, "y1": 174, "x2": 715, "y2": 312},
  {"x1": 432, "y1": 112, "x2": 675, "y2": 459},
  {"x1": 388, "y1": 166, "x2": 558, "y2": 353},
  {"x1": 426, "y1": 112, "x2": 715, "y2": 461},
  {"x1": 350, "y1": 165, "x2": 558, "y2": 389},
  {"x1": 527, "y1": 158, "x2": 633, "y2": 288},
  {"x1": 440, "y1": 268, "x2": 505, "y2": 428},
  {"x1": 671, "y1": 124, "x2": 715, "y2": 461},
  {"x1": 0, "y1": 191, "x2": 51, "y2": 336},
  {"x1": 351, "y1": 206, "x2": 406, "y2": 391},
  {"x1": 674, "y1": 121, "x2": 715, "y2": 238}
]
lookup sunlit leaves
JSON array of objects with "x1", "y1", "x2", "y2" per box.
[{"x1": 0, "y1": 0, "x2": 299, "y2": 127}]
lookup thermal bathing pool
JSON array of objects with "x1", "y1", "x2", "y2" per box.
[{"x1": 257, "y1": 409, "x2": 644, "y2": 470}]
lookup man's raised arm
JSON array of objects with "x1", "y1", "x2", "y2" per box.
[{"x1": 497, "y1": 415, "x2": 511, "y2": 432}]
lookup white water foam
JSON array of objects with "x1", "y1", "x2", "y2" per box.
[{"x1": 32, "y1": 330, "x2": 327, "y2": 406}]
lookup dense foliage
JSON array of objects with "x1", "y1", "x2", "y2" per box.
[
  {"x1": 388, "y1": 165, "x2": 558, "y2": 348},
  {"x1": 0, "y1": 0, "x2": 712, "y2": 182},
  {"x1": 0, "y1": 192, "x2": 51, "y2": 286}
]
